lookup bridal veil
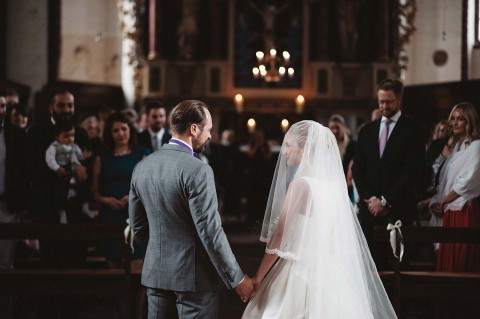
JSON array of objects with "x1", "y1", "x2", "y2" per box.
[{"x1": 260, "y1": 120, "x2": 397, "y2": 318}]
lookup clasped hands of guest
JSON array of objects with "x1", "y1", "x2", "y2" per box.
[
  {"x1": 364, "y1": 196, "x2": 389, "y2": 217},
  {"x1": 430, "y1": 201, "x2": 446, "y2": 217},
  {"x1": 103, "y1": 195, "x2": 129, "y2": 210},
  {"x1": 235, "y1": 274, "x2": 259, "y2": 303}
]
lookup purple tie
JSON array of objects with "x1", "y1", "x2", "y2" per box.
[{"x1": 379, "y1": 119, "x2": 392, "y2": 158}]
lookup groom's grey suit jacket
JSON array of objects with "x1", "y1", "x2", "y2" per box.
[{"x1": 129, "y1": 144, "x2": 244, "y2": 292}]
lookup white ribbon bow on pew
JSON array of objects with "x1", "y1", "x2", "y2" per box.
[
  {"x1": 124, "y1": 218, "x2": 135, "y2": 253},
  {"x1": 387, "y1": 220, "x2": 404, "y2": 262}
]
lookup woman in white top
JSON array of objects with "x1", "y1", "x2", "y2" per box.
[
  {"x1": 242, "y1": 121, "x2": 397, "y2": 318},
  {"x1": 430, "y1": 102, "x2": 480, "y2": 272}
]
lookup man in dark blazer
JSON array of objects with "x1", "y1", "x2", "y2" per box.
[
  {"x1": 0, "y1": 92, "x2": 27, "y2": 270},
  {"x1": 25, "y1": 91, "x2": 89, "y2": 223},
  {"x1": 352, "y1": 79, "x2": 425, "y2": 266},
  {"x1": 137, "y1": 102, "x2": 171, "y2": 153},
  {"x1": 129, "y1": 100, "x2": 253, "y2": 318}
]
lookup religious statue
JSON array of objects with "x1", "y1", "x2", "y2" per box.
[
  {"x1": 337, "y1": 0, "x2": 365, "y2": 61},
  {"x1": 248, "y1": 0, "x2": 292, "y2": 51},
  {"x1": 177, "y1": 0, "x2": 199, "y2": 60}
]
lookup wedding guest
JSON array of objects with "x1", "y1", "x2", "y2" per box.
[
  {"x1": 416, "y1": 120, "x2": 452, "y2": 218},
  {"x1": 430, "y1": 102, "x2": 480, "y2": 272},
  {"x1": 137, "y1": 102, "x2": 171, "y2": 153},
  {"x1": 92, "y1": 112, "x2": 149, "y2": 268},
  {"x1": 432, "y1": 120, "x2": 450, "y2": 141},
  {"x1": 328, "y1": 114, "x2": 356, "y2": 175},
  {"x1": 25, "y1": 91, "x2": 90, "y2": 270},
  {"x1": 328, "y1": 114, "x2": 356, "y2": 201},
  {"x1": 97, "y1": 105, "x2": 114, "y2": 139},
  {"x1": 352, "y1": 79, "x2": 425, "y2": 268},
  {"x1": 9, "y1": 104, "x2": 29, "y2": 130},
  {"x1": 247, "y1": 130, "x2": 274, "y2": 222}
]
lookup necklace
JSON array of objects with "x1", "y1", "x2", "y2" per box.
[{"x1": 114, "y1": 148, "x2": 130, "y2": 156}]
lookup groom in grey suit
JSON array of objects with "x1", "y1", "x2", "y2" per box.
[{"x1": 129, "y1": 100, "x2": 254, "y2": 318}]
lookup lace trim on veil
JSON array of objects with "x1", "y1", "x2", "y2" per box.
[{"x1": 265, "y1": 248, "x2": 299, "y2": 261}]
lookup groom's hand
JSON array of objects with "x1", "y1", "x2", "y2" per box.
[{"x1": 235, "y1": 275, "x2": 254, "y2": 302}]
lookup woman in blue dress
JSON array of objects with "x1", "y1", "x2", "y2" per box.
[{"x1": 92, "y1": 112, "x2": 150, "y2": 268}]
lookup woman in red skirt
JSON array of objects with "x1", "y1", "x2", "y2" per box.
[{"x1": 430, "y1": 102, "x2": 480, "y2": 272}]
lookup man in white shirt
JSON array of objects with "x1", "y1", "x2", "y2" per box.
[{"x1": 137, "y1": 102, "x2": 172, "y2": 152}]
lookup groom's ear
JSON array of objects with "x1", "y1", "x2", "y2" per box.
[{"x1": 190, "y1": 123, "x2": 198, "y2": 137}]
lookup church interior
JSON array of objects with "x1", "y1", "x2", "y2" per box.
[{"x1": 1, "y1": 0, "x2": 480, "y2": 318}]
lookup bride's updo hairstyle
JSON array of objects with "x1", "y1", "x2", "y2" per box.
[{"x1": 286, "y1": 121, "x2": 309, "y2": 149}]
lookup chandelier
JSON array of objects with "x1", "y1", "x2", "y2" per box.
[{"x1": 252, "y1": 49, "x2": 294, "y2": 82}]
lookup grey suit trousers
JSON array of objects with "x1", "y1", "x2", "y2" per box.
[{"x1": 146, "y1": 288, "x2": 218, "y2": 319}]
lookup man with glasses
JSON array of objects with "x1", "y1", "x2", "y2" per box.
[
  {"x1": 137, "y1": 102, "x2": 172, "y2": 153},
  {"x1": 352, "y1": 79, "x2": 425, "y2": 269}
]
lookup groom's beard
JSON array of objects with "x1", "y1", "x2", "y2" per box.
[{"x1": 193, "y1": 138, "x2": 208, "y2": 154}]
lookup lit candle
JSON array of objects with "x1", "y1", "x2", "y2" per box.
[
  {"x1": 259, "y1": 65, "x2": 267, "y2": 77},
  {"x1": 281, "y1": 119, "x2": 290, "y2": 133},
  {"x1": 288, "y1": 67, "x2": 294, "y2": 78},
  {"x1": 295, "y1": 95, "x2": 305, "y2": 114},
  {"x1": 252, "y1": 67, "x2": 259, "y2": 78},
  {"x1": 256, "y1": 51, "x2": 264, "y2": 62},
  {"x1": 270, "y1": 49, "x2": 277, "y2": 57},
  {"x1": 247, "y1": 118, "x2": 256, "y2": 134},
  {"x1": 234, "y1": 94, "x2": 244, "y2": 113},
  {"x1": 279, "y1": 66, "x2": 286, "y2": 76},
  {"x1": 283, "y1": 51, "x2": 290, "y2": 63}
]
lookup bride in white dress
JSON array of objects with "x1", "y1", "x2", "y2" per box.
[{"x1": 242, "y1": 121, "x2": 397, "y2": 319}]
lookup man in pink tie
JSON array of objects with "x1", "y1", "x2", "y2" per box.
[{"x1": 352, "y1": 79, "x2": 425, "y2": 269}]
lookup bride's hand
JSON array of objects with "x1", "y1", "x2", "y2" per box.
[{"x1": 252, "y1": 276, "x2": 261, "y2": 292}]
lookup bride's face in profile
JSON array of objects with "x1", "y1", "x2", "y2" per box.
[{"x1": 283, "y1": 134, "x2": 303, "y2": 166}]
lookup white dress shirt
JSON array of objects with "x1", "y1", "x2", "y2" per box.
[
  {"x1": 378, "y1": 110, "x2": 402, "y2": 141},
  {"x1": 149, "y1": 128, "x2": 165, "y2": 151}
]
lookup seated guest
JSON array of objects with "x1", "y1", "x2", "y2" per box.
[
  {"x1": 430, "y1": 102, "x2": 480, "y2": 272},
  {"x1": 92, "y1": 112, "x2": 150, "y2": 268},
  {"x1": 137, "y1": 102, "x2": 171, "y2": 152}
]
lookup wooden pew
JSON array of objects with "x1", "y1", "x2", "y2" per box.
[
  {"x1": 0, "y1": 223, "x2": 139, "y2": 318},
  {"x1": 375, "y1": 226, "x2": 480, "y2": 317}
]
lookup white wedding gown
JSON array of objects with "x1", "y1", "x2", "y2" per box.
[{"x1": 242, "y1": 121, "x2": 396, "y2": 319}]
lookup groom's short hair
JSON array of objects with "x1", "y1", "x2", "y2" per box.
[{"x1": 170, "y1": 100, "x2": 209, "y2": 134}]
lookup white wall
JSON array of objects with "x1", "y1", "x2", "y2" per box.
[
  {"x1": 404, "y1": 0, "x2": 462, "y2": 85},
  {"x1": 59, "y1": 0, "x2": 122, "y2": 85},
  {"x1": 6, "y1": 0, "x2": 48, "y2": 100}
]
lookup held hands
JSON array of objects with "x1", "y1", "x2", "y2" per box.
[
  {"x1": 235, "y1": 275, "x2": 255, "y2": 303},
  {"x1": 252, "y1": 276, "x2": 261, "y2": 292},
  {"x1": 364, "y1": 196, "x2": 389, "y2": 217}
]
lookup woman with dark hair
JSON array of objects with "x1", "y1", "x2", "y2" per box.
[
  {"x1": 92, "y1": 112, "x2": 150, "y2": 268},
  {"x1": 9, "y1": 104, "x2": 29, "y2": 129},
  {"x1": 430, "y1": 102, "x2": 480, "y2": 272}
]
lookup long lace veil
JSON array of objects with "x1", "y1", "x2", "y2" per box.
[{"x1": 261, "y1": 121, "x2": 397, "y2": 318}]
